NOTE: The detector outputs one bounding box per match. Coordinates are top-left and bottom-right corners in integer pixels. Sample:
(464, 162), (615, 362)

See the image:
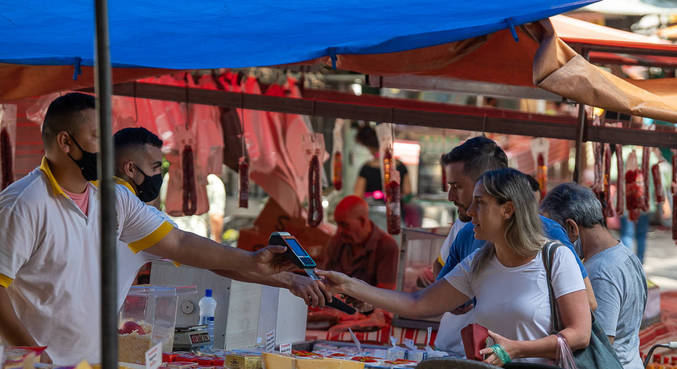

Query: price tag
(279, 343), (292, 355)
(265, 329), (276, 352)
(145, 343), (162, 369)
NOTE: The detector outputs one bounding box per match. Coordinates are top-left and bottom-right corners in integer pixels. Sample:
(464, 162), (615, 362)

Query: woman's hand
(479, 330), (519, 367)
(315, 269), (357, 295)
(288, 273), (332, 307)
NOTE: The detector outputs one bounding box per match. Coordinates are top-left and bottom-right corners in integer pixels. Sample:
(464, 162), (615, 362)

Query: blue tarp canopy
(0, 0), (597, 69)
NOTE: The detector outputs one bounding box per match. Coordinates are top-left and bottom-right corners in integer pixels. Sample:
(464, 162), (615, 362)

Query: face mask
(68, 134), (98, 181)
(573, 238), (584, 259)
(134, 165), (163, 202)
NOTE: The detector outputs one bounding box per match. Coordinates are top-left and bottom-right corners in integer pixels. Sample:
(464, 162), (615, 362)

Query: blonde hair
(472, 168), (545, 275)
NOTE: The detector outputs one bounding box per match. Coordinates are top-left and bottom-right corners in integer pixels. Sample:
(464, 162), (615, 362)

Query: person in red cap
(321, 195), (398, 290)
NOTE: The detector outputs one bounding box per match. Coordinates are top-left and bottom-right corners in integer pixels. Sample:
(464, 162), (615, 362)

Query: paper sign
(145, 342), (162, 369)
(279, 343), (292, 354)
(265, 329), (276, 352)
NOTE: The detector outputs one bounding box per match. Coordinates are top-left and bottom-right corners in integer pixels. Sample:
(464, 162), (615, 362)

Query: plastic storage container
(118, 285), (197, 364)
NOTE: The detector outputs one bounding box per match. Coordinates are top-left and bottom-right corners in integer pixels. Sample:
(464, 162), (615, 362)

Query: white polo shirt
(111, 178), (177, 311)
(112, 178), (181, 311)
(0, 158), (174, 365)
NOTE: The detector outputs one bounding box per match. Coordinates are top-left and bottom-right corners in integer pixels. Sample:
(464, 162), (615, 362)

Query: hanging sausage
(615, 145), (624, 216)
(672, 151), (677, 194)
(441, 154), (448, 193)
(333, 152), (343, 191)
(672, 150), (677, 244)
(625, 150), (644, 223)
(182, 145), (197, 215)
(383, 146), (393, 188)
(592, 141), (604, 204)
(307, 154), (323, 227)
(386, 171), (401, 235)
(1, 128), (13, 190)
(331, 119), (345, 192)
(536, 153), (547, 200)
(652, 163), (665, 206)
(602, 144), (614, 218)
(239, 157), (249, 208)
(641, 147), (650, 211)
(673, 194), (677, 244)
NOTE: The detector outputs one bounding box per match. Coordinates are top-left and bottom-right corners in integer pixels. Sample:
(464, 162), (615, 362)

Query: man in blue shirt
(433, 137), (596, 355)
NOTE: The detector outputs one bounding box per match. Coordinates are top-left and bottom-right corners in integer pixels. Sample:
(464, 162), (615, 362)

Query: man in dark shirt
(322, 195), (399, 289)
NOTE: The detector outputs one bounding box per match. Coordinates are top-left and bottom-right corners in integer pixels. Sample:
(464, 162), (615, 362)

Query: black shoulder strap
(542, 241), (564, 333)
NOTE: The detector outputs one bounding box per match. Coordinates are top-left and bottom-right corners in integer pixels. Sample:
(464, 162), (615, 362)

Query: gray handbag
(541, 241), (624, 369)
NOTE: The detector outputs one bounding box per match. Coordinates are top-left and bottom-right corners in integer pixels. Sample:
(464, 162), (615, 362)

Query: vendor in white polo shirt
(0, 93), (323, 365)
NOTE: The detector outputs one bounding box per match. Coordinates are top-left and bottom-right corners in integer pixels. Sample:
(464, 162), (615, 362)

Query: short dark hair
(114, 127), (163, 151)
(41, 93), (96, 144)
(355, 125), (379, 149)
(441, 136), (508, 180)
(540, 182), (604, 229)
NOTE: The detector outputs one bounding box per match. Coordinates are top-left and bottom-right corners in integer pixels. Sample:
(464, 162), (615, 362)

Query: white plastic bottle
(198, 289), (217, 349)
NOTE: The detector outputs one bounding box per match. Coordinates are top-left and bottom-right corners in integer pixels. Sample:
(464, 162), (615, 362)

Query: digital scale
(268, 232), (356, 314)
(173, 325), (210, 351)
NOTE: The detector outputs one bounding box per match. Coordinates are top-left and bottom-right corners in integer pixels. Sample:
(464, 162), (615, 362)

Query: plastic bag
(555, 334), (577, 369)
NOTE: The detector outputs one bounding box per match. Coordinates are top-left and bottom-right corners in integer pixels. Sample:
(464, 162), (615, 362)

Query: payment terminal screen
(286, 238), (310, 257)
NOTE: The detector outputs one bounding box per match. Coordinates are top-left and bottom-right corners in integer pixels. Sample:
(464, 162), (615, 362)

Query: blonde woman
(319, 168), (591, 366)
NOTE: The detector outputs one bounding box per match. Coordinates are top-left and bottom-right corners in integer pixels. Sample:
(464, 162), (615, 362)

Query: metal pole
(94, 1), (116, 369)
(573, 49), (590, 183)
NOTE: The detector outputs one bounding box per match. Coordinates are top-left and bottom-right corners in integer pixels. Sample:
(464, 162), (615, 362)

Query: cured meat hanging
(625, 150), (644, 222)
(642, 147), (650, 211)
(593, 141), (604, 204)
(1, 128), (13, 190)
(673, 194), (677, 244)
(536, 153), (547, 200)
(385, 171), (401, 235)
(333, 152), (343, 191)
(383, 147), (393, 188)
(616, 144), (624, 216)
(672, 150), (677, 195)
(331, 119), (344, 192)
(652, 163), (665, 206)
(673, 150), (677, 244)
(182, 145), (198, 216)
(239, 157), (249, 208)
(602, 144), (614, 218)
(441, 154), (448, 193)
(307, 154), (323, 227)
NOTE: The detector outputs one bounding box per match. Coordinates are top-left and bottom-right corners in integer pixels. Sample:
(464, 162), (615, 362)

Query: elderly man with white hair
(540, 182), (648, 369)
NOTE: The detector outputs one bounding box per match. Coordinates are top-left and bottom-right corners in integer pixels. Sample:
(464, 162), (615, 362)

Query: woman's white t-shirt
(444, 244), (586, 364)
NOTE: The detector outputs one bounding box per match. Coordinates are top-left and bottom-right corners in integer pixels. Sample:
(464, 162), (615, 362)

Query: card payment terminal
(269, 232), (356, 314)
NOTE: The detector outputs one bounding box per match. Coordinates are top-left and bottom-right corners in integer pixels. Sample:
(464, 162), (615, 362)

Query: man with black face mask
(112, 128), (332, 313)
(113, 127), (164, 203)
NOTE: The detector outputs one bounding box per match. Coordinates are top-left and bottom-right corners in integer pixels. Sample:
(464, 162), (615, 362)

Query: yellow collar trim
(39, 157), (67, 198)
(91, 177), (137, 195)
